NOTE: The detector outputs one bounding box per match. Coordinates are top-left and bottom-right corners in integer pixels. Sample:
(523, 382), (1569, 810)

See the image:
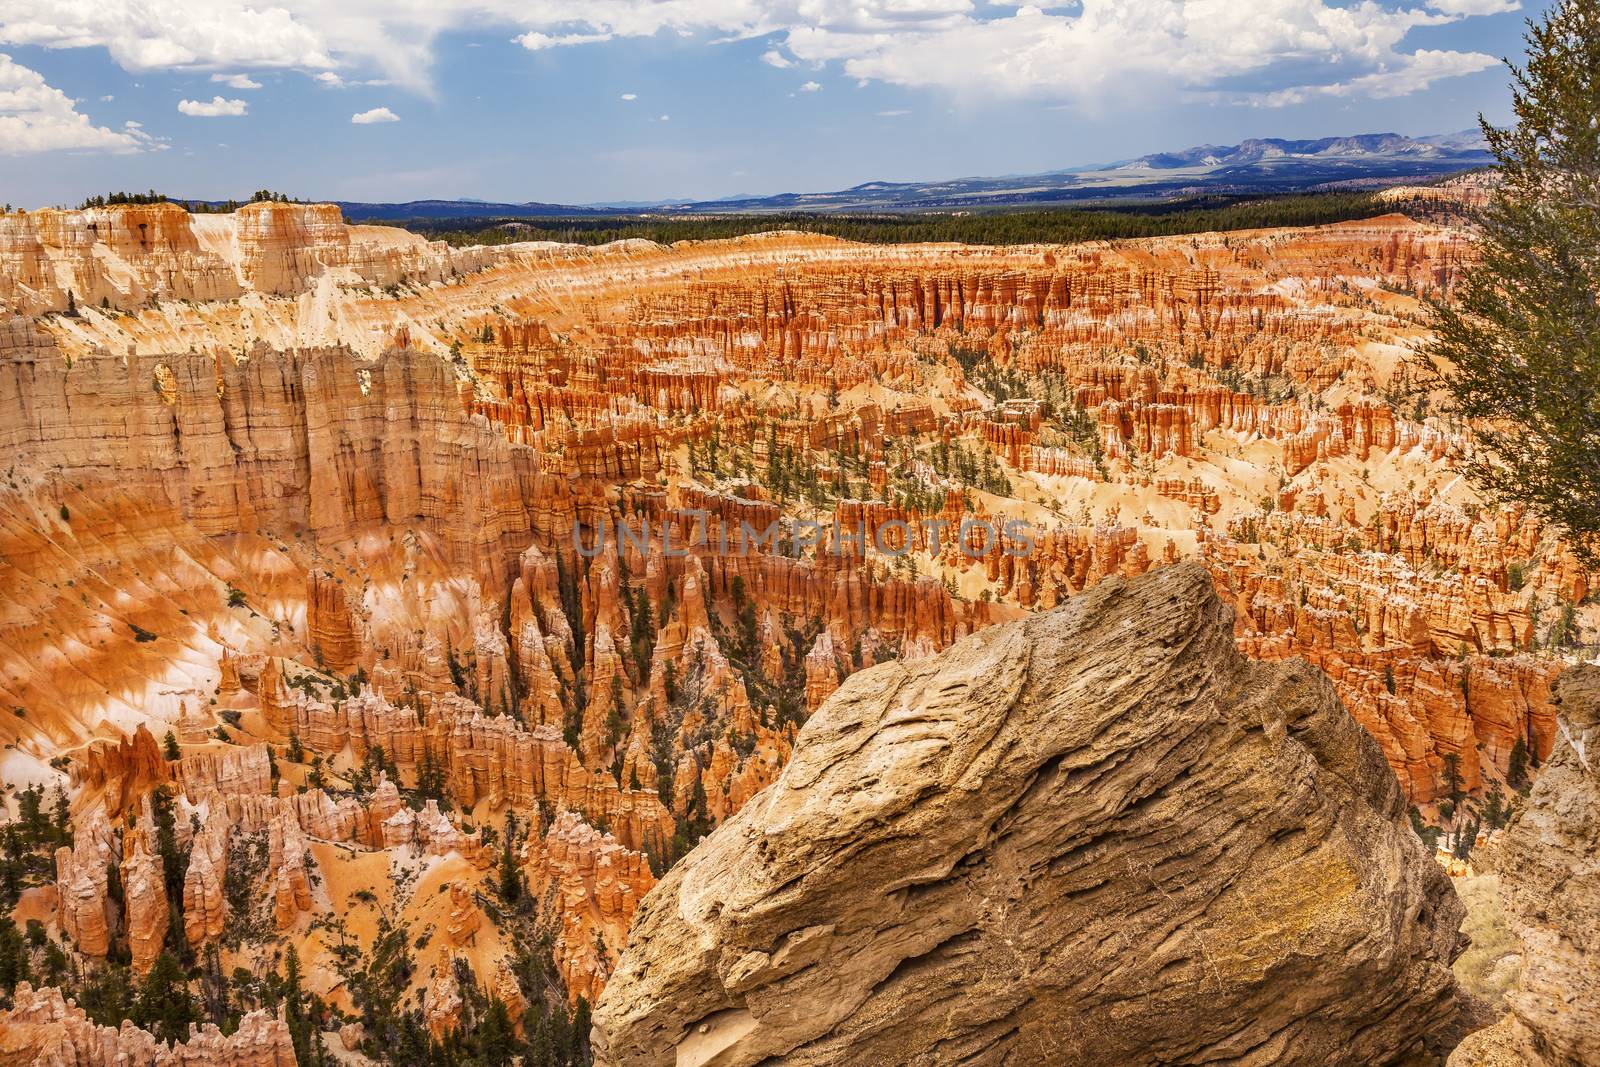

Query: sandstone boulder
(592, 563), (1468, 1067)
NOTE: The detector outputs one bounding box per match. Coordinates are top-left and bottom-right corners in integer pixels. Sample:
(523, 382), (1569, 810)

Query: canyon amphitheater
(0, 196), (1594, 1067)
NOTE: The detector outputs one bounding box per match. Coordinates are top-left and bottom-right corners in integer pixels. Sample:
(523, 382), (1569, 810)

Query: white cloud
(0, 52), (149, 153)
(0, 1), (333, 73)
(876, 108), (910, 117)
(620, 92), (637, 100)
(1216, 48), (1499, 107)
(313, 71), (345, 88)
(212, 72), (262, 89)
(351, 106), (399, 123)
(799, 80), (821, 92)
(99, 93), (113, 101)
(1426, 0), (1518, 13)
(657, 113), (670, 121)
(177, 95), (247, 116)
(796, 0), (1499, 110)
(0, 0), (1511, 106)
(516, 30), (613, 50)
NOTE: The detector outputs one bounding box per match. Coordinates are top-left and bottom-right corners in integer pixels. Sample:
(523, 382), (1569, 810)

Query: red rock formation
(445, 881), (482, 946)
(804, 630), (841, 711)
(522, 811), (656, 1006)
(52, 809), (116, 958)
(182, 810), (230, 948)
(448, 712), (672, 854)
(122, 833), (168, 976)
(424, 964), (463, 1040)
(268, 808), (314, 930)
(0, 983), (296, 1067)
(176, 743), (274, 801)
(72, 724), (170, 815)
(306, 569), (363, 674)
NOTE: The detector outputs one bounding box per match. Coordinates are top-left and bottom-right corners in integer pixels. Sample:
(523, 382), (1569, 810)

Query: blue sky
(0, 1), (1542, 209)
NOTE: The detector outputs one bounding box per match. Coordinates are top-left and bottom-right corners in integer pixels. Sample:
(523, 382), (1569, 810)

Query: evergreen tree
(51, 787), (70, 843)
(478, 997), (517, 1066)
(1408, 807), (1441, 854)
(415, 744), (446, 805)
(0, 919), (30, 1005)
(132, 951), (199, 1043)
(18, 786), (46, 842)
(282, 945), (315, 1065)
(1484, 783), (1508, 830)
(569, 997), (592, 1063)
(630, 593), (655, 679)
(730, 575), (757, 662)
(199, 943), (232, 1028)
(74, 960), (135, 1025)
(498, 815), (522, 903)
(1508, 736), (1530, 791)
(1420, 0), (1600, 560)
(149, 790), (190, 960)
(1441, 753), (1464, 807)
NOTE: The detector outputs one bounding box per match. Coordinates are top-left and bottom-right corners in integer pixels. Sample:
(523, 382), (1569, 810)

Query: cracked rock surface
(592, 561), (1467, 1066)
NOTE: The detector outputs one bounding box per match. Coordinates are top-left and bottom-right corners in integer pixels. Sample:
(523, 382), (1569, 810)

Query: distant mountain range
(334, 198), (617, 221)
(328, 131), (1491, 221)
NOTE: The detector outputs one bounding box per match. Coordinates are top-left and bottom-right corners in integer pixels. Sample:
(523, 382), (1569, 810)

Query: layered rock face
(592, 563), (1468, 1067)
(1452, 667), (1600, 1067)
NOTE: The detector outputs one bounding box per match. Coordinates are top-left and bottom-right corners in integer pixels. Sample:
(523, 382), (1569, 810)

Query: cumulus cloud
(212, 72), (261, 89)
(0, 0), (1509, 106)
(620, 92), (637, 100)
(799, 80), (821, 91)
(0, 1), (333, 73)
(177, 95), (247, 116)
(0, 52), (149, 152)
(313, 71), (345, 88)
(765, 0), (1501, 109)
(351, 106), (399, 123)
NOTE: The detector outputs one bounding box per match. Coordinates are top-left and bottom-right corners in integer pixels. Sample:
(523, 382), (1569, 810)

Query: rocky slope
(592, 563), (1469, 1066)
